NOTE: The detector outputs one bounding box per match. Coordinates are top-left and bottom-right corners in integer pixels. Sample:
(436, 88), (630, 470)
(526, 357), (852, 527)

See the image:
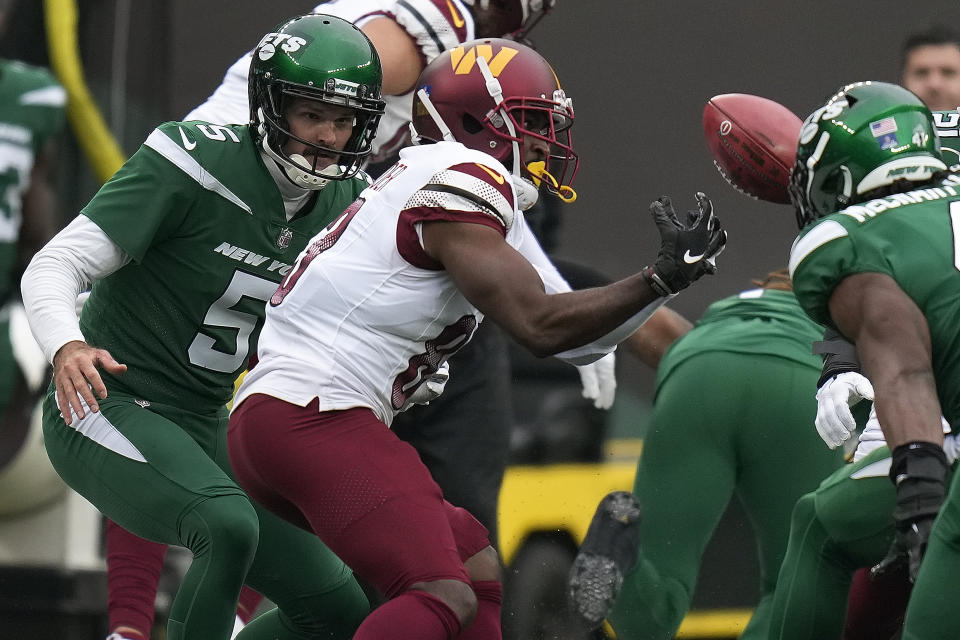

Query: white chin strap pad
(513, 175), (540, 211)
(287, 155), (341, 190)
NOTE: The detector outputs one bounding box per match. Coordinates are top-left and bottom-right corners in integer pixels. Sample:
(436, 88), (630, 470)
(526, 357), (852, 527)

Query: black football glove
(644, 192), (727, 296)
(871, 441), (948, 583)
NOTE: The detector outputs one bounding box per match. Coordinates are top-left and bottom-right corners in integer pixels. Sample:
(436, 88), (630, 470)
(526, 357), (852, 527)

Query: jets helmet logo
(256, 32), (308, 61)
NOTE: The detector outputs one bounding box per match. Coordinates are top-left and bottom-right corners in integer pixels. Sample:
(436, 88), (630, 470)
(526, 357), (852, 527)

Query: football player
(187, 0), (557, 175)
(184, 0), (633, 546)
(225, 38), (725, 640)
(0, 0), (66, 511)
(784, 81), (960, 639)
(758, 102), (960, 640)
(22, 15), (387, 640)
(567, 270), (846, 640)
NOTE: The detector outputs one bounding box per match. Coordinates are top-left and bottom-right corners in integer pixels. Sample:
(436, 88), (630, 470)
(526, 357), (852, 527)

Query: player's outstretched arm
(421, 192), (726, 359)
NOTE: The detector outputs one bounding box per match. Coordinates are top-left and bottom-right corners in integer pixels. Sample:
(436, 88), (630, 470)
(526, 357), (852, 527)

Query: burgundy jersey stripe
(397, 205), (507, 269)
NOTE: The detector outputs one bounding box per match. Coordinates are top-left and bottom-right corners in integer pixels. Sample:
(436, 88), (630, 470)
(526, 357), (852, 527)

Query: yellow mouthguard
(526, 161), (577, 203)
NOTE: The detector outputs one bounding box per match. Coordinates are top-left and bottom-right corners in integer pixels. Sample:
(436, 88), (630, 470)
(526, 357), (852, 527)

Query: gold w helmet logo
(449, 45), (519, 76)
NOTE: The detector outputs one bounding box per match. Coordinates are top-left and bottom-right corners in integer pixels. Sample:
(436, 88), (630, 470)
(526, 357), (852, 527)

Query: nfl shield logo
(277, 227), (293, 250)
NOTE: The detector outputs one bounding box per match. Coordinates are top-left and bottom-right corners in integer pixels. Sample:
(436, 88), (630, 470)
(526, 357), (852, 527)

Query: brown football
(703, 93), (802, 204)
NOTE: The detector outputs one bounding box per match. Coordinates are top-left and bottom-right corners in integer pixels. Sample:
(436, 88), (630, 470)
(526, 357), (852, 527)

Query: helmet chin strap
(412, 88), (456, 142)
(474, 56), (542, 210)
(257, 107), (339, 191)
(286, 154), (342, 189)
(475, 58), (522, 181)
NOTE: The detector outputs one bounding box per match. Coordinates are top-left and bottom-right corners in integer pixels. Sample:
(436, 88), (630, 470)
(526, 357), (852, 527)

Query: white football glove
(852, 405), (885, 463)
(403, 362), (450, 410)
(577, 353), (617, 410)
(942, 432), (960, 465)
(815, 372), (875, 449)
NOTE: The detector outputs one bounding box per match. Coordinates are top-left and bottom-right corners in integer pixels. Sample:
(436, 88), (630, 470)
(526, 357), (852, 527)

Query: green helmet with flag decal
(249, 14), (385, 189)
(789, 81), (947, 229)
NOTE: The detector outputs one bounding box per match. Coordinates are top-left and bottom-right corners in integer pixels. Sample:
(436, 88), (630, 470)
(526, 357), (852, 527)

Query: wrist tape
(890, 441), (948, 525)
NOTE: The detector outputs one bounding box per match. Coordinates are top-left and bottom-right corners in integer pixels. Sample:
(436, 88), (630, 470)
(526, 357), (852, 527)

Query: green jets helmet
(249, 14), (385, 189)
(789, 81), (947, 229)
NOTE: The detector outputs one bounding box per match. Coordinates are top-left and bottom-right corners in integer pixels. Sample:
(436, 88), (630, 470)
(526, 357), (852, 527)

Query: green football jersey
(80, 120), (369, 411)
(935, 109), (960, 168)
(656, 288), (823, 390)
(0, 59), (65, 303)
(790, 171), (960, 425)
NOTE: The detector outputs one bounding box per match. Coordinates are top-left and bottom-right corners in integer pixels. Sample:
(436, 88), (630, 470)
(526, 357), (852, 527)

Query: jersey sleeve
(317, 0), (470, 65)
(22, 69), (66, 149)
(396, 161), (517, 268)
(788, 218), (860, 328)
(80, 125), (193, 262)
(512, 215), (573, 294)
(935, 110), (960, 168)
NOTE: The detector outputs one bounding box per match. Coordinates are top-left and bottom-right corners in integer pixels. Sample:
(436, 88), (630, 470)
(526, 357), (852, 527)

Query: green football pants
(767, 446), (897, 639)
(42, 388), (368, 640)
(609, 351), (844, 640)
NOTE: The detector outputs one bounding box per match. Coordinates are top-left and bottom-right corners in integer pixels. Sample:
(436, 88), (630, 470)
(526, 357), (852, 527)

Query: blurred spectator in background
(901, 24), (960, 110)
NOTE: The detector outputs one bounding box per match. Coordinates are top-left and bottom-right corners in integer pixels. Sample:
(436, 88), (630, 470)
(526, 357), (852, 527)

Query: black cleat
(567, 491), (641, 630)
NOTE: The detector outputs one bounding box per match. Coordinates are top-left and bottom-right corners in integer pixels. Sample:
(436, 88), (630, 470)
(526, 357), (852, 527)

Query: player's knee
(789, 491), (818, 532)
(192, 493), (260, 560)
(276, 576), (370, 637)
(464, 545), (501, 582)
(415, 579), (478, 627)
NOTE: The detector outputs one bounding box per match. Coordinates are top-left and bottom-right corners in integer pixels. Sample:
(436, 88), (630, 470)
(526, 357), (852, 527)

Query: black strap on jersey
(423, 183), (508, 229)
(812, 327), (861, 388)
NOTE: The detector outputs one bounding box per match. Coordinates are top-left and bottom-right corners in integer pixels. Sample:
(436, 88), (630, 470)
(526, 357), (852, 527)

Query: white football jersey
(234, 141), (523, 425)
(184, 0), (474, 165)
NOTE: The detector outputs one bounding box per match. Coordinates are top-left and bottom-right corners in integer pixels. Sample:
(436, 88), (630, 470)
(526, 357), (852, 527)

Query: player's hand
(871, 442), (948, 583)
(577, 353), (617, 410)
(871, 515), (937, 584)
(404, 361), (450, 409)
(646, 192), (727, 296)
(815, 372), (875, 448)
(52, 340), (127, 425)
